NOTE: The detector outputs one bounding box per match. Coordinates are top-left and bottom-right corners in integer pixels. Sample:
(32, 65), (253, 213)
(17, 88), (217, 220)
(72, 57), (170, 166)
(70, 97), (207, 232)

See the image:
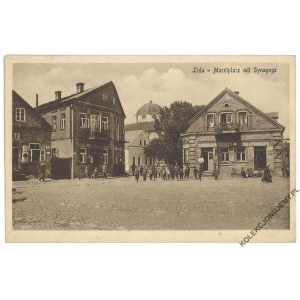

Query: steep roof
(12, 90), (52, 131)
(125, 130), (143, 146)
(187, 88), (285, 130)
(35, 81), (126, 117)
(136, 101), (163, 116)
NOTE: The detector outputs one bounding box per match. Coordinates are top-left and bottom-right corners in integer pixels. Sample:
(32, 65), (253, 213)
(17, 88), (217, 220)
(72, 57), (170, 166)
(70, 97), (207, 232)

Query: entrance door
(201, 148), (214, 171)
(90, 149), (100, 168)
(254, 146), (266, 170)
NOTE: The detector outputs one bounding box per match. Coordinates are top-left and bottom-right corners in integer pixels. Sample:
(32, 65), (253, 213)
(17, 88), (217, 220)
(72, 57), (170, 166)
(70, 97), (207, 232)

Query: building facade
(183, 88), (286, 176)
(12, 90), (52, 179)
(36, 82), (126, 179)
(124, 130), (151, 173)
(124, 101), (163, 173)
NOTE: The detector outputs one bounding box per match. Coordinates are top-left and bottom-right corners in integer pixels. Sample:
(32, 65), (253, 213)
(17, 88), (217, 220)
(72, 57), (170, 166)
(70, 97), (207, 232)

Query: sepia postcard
(5, 55), (296, 243)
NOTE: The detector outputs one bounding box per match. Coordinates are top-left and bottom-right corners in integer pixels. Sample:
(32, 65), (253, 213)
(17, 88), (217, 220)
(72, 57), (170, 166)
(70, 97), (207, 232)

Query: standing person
(193, 167), (198, 179)
(262, 163), (272, 183)
(213, 163), (219, 180)
(198, 155), (204, 181)
(142, 167), (147, 182)
(183, 165), (187, 179)
(134, 167), (140, 182)
(179, 167), (184, 180)
(131, 164), (135, 176)
(198, 164), (204, 181)
(174, 164), (179, 181)
(102, 164), (107, 179)
(186, 165), (190, 178)
(139, 165), (143, 177)
(38, 161), (46, 182)
(153, 167), (158, 181)
(241, 167), (246, 178)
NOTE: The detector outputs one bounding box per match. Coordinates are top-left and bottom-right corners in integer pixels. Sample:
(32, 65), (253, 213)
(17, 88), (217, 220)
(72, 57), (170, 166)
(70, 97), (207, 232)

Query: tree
(145, 101), (204, 165)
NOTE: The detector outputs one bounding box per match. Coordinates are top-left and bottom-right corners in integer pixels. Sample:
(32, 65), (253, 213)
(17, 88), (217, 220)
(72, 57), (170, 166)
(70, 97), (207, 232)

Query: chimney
(55, 91), (62, 100)
(76, 82), (84, 93)
(234, 91), (239, 95)
(36, 94), (39, 107)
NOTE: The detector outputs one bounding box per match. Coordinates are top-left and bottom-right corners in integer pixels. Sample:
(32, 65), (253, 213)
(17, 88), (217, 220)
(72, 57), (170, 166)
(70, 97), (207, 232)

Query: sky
(13, 62), (290, 137)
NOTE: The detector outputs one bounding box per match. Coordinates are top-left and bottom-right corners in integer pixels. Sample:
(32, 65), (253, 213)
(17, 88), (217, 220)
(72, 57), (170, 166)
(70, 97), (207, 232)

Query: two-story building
(35, 81), (126, 179)
(12, 90), (52, 179)
(182, 88), (285, 176)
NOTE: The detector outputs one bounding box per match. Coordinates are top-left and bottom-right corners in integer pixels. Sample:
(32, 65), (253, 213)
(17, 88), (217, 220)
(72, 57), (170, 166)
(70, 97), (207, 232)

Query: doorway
(254, 146), (266, 170)
(201, 148), (214, 171)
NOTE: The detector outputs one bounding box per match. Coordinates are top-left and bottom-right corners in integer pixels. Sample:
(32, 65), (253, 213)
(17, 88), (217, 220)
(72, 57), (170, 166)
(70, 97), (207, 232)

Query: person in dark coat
(262, 163), (272, 183)
(131, 164), (136, 176)
(179, 167), (184, 180)
(134, 167), (140, 182)
(142, 167), (147, 182)
(39, 162), (46, 182)
(194, 167), (198, 179)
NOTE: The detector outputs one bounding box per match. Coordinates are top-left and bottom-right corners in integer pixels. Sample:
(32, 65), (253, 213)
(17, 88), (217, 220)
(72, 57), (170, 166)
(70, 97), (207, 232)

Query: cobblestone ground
(12, 176), (290, 230)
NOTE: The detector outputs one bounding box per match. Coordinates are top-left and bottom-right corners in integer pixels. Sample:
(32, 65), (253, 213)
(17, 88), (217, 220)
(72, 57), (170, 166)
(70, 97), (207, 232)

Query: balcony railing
(215, 123), (240, 133)
(89, 128), (110, 139)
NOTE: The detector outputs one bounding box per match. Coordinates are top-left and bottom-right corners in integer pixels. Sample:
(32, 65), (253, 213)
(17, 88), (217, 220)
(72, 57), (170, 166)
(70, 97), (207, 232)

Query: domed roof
(135, 101), (163, 116)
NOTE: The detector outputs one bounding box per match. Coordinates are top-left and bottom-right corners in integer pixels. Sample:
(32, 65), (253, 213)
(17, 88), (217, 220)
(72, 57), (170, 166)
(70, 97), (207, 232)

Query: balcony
(89, 128), (110, 140)
(215, 123), (240, 134)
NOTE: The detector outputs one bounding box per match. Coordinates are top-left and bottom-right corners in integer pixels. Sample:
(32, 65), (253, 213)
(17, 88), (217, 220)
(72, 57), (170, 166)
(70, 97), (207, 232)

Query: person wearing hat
(262, 163), (272, 183)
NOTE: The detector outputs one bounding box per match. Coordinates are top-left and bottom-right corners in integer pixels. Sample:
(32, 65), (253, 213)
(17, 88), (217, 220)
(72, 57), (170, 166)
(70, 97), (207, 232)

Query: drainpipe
(71, 104), (74, 179)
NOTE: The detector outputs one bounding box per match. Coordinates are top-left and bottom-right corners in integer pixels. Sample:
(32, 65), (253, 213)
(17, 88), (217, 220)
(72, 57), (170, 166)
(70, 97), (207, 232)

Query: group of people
(132, 164), (193, 182)
(91, 165), (107, 179)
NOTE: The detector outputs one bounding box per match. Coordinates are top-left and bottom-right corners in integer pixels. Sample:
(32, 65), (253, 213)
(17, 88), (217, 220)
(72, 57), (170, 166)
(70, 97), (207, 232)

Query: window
(101, 116), (109, 131)
(236, 147), (246, 161)
(91, 114), (100, 129)
(220, 148), (229, 162)
(51, 148), (59, 158)
(80, 113), (89, 128)
(16, 108), (26, 122)
(152, 114), (157, 119)
(133, 156), (136, 165)
(220, 113), (232, 124)
(142, 114), (146, 119)
(238, 112), (248, 125)
(79, 148), (87, 163)
(40, 150), (45, 161)
(29, 143), (41, 162)
(206, 114), (215, 128)
(138, 156), (140, 166)
(52, 115), (57, 130)
(140, 140), (142, 146)
(145, 157), (148, 165)
(113, 96), (116, 105)
(144, 140), (146, 146)
(60, 113), (66, 129)
(103, 149), (108, 164)
(184, 148), (189, 163)
(103, 93), (108, 101)
(115, 117), (120, 141)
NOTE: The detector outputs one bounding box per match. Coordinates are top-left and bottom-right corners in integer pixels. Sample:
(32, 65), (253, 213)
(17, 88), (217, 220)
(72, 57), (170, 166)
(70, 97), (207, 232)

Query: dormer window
(223, 102), (230, 107)
(220, 112), (232, 124)
(206, 113), (215, 128)
(237, 111), (248, 125)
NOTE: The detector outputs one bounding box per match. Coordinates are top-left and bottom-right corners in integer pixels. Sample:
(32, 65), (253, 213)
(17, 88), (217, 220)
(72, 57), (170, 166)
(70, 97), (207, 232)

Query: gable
(12, 90), (52, 131)
(126, 130), (149, 147)
(187, 88), (284, 133)
(78, 82), (126, 118)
